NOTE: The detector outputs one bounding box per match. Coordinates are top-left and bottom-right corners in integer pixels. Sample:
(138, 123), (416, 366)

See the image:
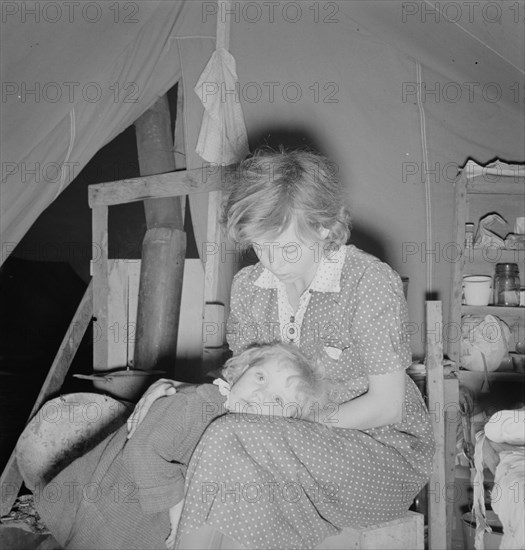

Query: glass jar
(494, 263), (520, 306)
(465, 223), (475, 249)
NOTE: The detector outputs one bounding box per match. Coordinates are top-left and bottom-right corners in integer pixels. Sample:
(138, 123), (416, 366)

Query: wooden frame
(447, 168), (525, 549)
(89, 165), (234, 372)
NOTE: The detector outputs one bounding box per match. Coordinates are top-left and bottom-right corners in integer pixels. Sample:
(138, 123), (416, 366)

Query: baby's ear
(318, 227), (330, 240)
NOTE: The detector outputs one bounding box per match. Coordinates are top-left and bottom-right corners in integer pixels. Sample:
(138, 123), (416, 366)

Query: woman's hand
(126, 378), (180, 439)
(316, 371), (406, 430)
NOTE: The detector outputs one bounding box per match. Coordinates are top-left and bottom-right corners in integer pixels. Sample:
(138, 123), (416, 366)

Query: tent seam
(53, 109), (76, 202)
(415, 62), (433, 295)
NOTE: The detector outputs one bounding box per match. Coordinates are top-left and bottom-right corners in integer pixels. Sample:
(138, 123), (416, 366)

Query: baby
(165, 342), (328, 547)
(31, 343), (326, 550)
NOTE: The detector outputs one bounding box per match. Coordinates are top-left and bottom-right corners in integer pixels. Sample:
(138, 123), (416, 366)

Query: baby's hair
(221, 342), (328, 418)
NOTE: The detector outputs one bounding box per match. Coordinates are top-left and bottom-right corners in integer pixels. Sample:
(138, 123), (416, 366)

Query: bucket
(462, 512), (503, 550)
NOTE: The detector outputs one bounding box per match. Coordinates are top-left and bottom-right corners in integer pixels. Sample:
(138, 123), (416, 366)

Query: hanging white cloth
(194, 0), (249, 165)
(194, 47), (249, 164)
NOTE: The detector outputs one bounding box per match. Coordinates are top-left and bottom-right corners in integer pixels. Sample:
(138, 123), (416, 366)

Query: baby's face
(227, 360), (302, 417)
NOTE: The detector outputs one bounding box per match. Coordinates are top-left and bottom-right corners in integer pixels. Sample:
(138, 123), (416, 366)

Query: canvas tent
(1, 0), (524, 361)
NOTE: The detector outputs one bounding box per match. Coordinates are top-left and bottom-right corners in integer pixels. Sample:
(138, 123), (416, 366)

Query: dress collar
(254, 245), (346, 293)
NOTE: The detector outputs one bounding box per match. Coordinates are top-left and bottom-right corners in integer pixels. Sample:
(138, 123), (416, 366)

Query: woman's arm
(318, 370), (406, 429)
(316, 262), (410, 431)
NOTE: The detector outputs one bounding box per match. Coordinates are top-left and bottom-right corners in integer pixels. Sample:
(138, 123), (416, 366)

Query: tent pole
(132, 94), (186, 381)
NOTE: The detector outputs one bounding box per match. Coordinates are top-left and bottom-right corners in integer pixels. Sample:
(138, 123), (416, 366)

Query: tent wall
(221, 0), (524, 356)
(0, 0), (215, 260)
(2, 1), (524, 360)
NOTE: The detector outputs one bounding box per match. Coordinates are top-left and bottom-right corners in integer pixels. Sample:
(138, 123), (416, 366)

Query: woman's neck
(285, 268), (318, 311)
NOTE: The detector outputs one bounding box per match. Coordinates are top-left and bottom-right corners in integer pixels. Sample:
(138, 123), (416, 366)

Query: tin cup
(463, 275), (492, 306)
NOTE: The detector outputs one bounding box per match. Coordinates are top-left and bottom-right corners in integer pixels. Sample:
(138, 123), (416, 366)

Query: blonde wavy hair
(221, 343), (328, 419)
(221, 147), (351, 250)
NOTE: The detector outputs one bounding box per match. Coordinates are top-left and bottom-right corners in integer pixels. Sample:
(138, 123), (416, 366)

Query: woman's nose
(265, 247), (283, 266)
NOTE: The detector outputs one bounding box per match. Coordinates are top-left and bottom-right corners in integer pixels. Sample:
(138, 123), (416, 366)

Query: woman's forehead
(252, 222), (313, 246)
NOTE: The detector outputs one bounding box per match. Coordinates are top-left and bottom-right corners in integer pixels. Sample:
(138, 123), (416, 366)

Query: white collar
(254, 245), (346, 293)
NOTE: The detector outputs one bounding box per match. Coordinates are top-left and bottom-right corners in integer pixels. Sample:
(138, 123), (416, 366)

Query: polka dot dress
(175, 245), (435, 549)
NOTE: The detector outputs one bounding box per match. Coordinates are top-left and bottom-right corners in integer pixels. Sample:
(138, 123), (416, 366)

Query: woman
(131, 148), (435, 549)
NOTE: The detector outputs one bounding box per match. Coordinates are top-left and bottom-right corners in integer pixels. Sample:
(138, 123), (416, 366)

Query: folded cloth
(491, 450), (525, 549)
(484, 409), (525, 445)
(194, 47), (249, 165)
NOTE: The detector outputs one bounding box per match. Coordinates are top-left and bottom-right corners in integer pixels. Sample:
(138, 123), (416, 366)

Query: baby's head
(221, 342), (325, 419)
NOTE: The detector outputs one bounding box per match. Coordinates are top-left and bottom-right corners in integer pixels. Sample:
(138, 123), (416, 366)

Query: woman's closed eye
(255, 371), (266, 383)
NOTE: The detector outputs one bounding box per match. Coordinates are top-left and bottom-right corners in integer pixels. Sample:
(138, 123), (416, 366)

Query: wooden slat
(316, 512), (424, 550)
(449, 178), (467, 365)
(88, 165), (236, 207)
(202, 189), (228, 374)
(0, 281), (93, 517)
(444, 376), (459, 547)
(92, 205), (109, 371)
(425, 300), (447, 550)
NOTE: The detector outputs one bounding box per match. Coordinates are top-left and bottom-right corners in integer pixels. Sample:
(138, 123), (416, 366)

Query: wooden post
(425, 301), (447, 550)
(133, 94), (186, 378)
(92, 205), (109, 370)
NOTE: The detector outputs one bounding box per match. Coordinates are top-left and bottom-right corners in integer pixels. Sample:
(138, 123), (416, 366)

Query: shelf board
(456, 369), (524, 381)
(467, 247), (525, 261)
(467, 182), (525, 195)
(461, 305), (525, 315)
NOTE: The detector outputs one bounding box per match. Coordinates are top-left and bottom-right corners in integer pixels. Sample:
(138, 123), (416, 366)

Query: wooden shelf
(466, 182), (525, 195)
(465, 246), (525, 263)
(461, 305), (525, 315)
(447, 168), (525, 550)
(460, 306), (525, 353)
(456, 369), (524, 381)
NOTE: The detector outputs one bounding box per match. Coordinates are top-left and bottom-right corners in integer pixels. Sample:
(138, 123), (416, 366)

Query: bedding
(471, 409), (525, 550)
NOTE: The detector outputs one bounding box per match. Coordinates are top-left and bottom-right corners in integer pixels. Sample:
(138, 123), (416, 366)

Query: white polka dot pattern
(176, 245), (435, 549)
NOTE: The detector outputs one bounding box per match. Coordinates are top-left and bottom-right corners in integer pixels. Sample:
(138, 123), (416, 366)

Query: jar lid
(495, 262), (520, 272)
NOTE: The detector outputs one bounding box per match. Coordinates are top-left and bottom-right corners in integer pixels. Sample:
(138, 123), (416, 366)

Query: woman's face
(251, 223), (327, 285)
(227, 361), (301, 417)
